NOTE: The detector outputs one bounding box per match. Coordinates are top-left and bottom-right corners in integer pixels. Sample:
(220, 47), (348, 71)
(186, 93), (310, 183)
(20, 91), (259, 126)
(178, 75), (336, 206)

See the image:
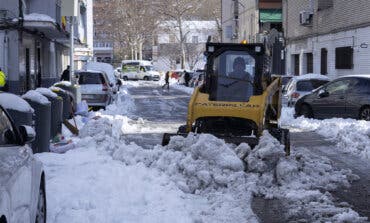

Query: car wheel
(36, 182), (46, 223)
(300, 104), (313, 118)
(123, 76), (128, 81)
(359, 106), (370, 121)
(143, 76), (149, 81)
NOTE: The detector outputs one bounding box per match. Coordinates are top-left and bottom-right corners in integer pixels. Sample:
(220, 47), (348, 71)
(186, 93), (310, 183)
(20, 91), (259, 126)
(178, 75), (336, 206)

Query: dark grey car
(295, 75), (370, 120)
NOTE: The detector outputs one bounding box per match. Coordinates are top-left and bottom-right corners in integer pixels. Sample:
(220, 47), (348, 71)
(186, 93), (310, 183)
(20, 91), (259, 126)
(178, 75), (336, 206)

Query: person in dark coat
(60, 65), (70, 81)
(162, 71), (170, 90)
(184, 71), (191, 87)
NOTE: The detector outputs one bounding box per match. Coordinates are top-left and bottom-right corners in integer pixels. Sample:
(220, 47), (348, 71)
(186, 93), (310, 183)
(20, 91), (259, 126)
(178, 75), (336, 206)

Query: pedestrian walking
(162, 71), (170, 90)
(184, 71), (190, 87)
(60, 65), (70, 81)
(0, 67), (8, 92)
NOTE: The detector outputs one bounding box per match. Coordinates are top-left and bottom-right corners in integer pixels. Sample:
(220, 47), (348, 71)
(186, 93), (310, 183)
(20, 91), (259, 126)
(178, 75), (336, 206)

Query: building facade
(152, 20), (218, 71)
(0, 0), (93, 95)
(221, 0), (282, 43)
(284, 0), (370, 78)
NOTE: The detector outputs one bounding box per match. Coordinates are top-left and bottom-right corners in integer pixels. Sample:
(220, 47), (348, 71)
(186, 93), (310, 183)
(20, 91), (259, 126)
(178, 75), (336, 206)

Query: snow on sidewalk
(281, 107), (370, 160)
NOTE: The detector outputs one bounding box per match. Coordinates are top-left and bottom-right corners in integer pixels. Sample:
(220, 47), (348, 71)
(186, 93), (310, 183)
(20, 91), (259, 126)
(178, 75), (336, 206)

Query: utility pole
(69, 16), (75, 83)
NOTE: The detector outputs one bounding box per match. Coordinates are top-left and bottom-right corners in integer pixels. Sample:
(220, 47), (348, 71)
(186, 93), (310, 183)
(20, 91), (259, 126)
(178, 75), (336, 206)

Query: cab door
(0, 107), (33, 222)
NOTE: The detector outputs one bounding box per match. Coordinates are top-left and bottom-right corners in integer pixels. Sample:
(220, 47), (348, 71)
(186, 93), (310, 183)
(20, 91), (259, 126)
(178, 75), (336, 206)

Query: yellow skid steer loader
(162, 42), (290, 155)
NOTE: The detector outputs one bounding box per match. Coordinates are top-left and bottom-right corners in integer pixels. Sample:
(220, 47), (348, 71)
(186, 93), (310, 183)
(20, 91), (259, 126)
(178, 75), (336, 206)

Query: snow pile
(107, 123), (363, 222)
(0, 92), (34, 113)
(36, 87), (58, 98)
(22, 90), (50, 105)
(102, 86), (136, 116)
(281, 107), (370, 160)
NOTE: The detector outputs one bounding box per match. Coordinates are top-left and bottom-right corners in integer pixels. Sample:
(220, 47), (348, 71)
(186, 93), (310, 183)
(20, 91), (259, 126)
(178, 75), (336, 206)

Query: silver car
(283, 74), (330, 107)
(0, 105), (46, 223)
(77, 70), (114, 108)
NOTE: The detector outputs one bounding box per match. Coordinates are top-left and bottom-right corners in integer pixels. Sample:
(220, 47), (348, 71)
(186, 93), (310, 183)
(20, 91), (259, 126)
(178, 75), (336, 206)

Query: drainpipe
(233, 0), (239, 43)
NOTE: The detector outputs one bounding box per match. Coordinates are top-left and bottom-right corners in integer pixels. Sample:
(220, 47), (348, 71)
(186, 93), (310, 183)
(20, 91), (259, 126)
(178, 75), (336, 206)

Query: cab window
(212, 51), (256, 102)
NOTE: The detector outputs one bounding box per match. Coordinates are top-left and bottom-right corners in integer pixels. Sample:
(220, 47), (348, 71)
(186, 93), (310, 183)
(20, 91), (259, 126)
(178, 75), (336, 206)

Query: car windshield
(144, 66), (154, 71)
(296, 79), (329, 91)
(282, 76), (292, 85)
(213, 50), (256, 102)
(78, 72), (105, 85)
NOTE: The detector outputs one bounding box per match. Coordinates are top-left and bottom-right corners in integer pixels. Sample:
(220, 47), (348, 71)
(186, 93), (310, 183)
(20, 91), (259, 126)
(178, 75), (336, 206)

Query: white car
(121, 60), (160, 81)
(283, 74), (330, 107)
(83, 62), (122, 93)
(76, 70), (114, 108)
(0, 105), (46, 223)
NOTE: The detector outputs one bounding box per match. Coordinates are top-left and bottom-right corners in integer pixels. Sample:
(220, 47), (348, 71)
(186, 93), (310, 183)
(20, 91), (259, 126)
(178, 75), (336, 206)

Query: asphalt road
(122, 82), (370, 222)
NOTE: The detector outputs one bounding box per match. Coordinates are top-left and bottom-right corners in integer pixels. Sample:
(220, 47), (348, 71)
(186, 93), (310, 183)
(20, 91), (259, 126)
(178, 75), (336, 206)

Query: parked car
(283, 74), (330, 107)
(281, 75), (293, 90)
(83, 62), (122, 93)
(0, 105), (46, 223)
(295, 75), (370, 120)
(76, 70), (113, 108)
(190, 70), (205, 87)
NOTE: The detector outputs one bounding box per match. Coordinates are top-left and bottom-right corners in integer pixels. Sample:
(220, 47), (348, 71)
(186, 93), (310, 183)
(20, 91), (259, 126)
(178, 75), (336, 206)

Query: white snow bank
(22, 90), (50, 105)
(102, 86), (136, 116)
(0, 92), (34, 113)
(24, 13), (56, 23)
(281, 107), (370, 160)
(36, 87), (58, 98)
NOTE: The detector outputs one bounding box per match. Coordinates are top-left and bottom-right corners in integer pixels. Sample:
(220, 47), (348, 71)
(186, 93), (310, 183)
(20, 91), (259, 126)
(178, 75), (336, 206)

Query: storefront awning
(259, 9), (282, 23)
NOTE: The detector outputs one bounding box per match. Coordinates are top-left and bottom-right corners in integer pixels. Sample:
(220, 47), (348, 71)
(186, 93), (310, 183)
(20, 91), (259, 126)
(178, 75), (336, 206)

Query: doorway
(321, 48), (328, 75)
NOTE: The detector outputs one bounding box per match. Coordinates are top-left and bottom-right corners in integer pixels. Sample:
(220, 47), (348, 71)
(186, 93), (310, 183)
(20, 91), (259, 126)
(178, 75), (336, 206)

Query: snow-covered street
(36, 81), (369, 223)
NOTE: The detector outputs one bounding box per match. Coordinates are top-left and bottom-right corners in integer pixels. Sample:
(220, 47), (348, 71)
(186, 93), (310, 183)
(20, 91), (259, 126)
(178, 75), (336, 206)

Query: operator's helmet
(233, 57), (246, 70)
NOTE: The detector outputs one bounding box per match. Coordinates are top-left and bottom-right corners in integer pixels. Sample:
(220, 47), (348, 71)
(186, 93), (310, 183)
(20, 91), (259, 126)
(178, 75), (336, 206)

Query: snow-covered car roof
(83, 62), (116, 84)
(338, 74), (370, 79)
(292, 74), (331, 81)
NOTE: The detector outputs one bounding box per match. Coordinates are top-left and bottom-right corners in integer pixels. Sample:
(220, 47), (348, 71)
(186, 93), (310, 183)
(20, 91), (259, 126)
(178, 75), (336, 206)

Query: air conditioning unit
(299, 11), (313, 26)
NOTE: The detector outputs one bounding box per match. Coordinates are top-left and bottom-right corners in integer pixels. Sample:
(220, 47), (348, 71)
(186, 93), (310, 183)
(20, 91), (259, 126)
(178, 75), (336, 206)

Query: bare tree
(153, 0), (205, 69)
(95, 0), (159, 61)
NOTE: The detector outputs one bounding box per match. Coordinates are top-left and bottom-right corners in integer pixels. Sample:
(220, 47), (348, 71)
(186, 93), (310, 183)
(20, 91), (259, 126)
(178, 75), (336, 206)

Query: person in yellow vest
(0, 67), (7, 91)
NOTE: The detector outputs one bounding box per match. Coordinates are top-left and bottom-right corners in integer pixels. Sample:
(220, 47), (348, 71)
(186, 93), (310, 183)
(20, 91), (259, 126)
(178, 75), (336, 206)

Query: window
(321, 48), (328, 75)
(293, 54), (300, 75)
(318, 0), (333, 10)
(212, 50), (256, 102)
(169, 34), (176, 43)
(352, 78), (370, 94)
(335, 47), (353, 69)
(78, 72), (105, 85)
(192, 36), (199, 44)
(306, 53), (313, 73)
(326, 79), (352, 95)
(296, 79), (329, 91)
(0, 108), (15, 146)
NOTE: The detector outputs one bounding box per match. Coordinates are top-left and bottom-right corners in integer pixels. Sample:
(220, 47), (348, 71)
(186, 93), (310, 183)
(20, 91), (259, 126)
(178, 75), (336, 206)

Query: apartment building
(284, 0), (370, 78)
(0, 0), (93, 94)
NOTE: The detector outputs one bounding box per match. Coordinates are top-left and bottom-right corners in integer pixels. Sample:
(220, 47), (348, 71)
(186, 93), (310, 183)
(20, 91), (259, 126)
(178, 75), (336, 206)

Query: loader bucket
(162, 132), (259, 148)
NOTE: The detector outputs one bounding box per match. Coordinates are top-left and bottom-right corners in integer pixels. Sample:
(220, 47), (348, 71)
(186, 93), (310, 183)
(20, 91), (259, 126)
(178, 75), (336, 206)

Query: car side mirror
(19, 125), (35, 144)
(318, 89), (329, 98)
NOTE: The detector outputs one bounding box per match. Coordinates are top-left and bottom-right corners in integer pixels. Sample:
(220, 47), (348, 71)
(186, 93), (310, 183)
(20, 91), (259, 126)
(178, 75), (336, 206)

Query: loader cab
(204, 43), (266, 102)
